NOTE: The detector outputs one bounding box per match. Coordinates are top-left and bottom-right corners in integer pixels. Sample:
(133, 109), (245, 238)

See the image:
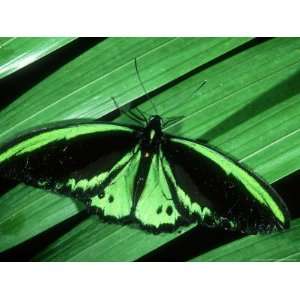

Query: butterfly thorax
(140, 115), (163, 156)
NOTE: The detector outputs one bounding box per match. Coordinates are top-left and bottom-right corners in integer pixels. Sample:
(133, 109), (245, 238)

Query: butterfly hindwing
(160, 152), (214, 224)
(134, 152), (185, 231)
(89, 147), (141, 220)
(162, 137), (290, 233)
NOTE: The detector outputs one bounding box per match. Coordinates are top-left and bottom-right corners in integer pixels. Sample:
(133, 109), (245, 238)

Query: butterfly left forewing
(0, 122), (138, 209)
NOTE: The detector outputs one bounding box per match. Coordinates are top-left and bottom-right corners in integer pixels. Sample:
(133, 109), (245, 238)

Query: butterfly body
(139, 115), (163, 153)
(0, 116), (290, 233)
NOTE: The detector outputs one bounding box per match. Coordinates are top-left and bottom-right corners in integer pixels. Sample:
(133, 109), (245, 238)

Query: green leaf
(191, 218), (300, 262)
(0, 185), (84, 253)
(34, 217), (195, 262)
(0, 37), (299, 261)
(0, 37), (74, 79)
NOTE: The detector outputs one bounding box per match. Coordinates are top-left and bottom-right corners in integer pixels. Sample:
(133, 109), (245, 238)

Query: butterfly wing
(0, 122), (141, 220)
(161, 137), (290, 233)
(134, 152), (188, 232)
(89, 147), (141, 220)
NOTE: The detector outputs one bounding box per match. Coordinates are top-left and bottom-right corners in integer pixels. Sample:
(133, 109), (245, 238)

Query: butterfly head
(148, 115), (163, 128)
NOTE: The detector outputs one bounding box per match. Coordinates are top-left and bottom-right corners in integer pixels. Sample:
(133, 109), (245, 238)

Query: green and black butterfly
(0, 112), (290, 233)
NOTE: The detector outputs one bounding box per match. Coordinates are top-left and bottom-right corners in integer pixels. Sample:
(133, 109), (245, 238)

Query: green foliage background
(0, 37), (299, 261)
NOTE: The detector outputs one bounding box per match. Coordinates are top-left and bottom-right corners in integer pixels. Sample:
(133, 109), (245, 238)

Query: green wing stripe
(171, 138), (286, 224)
(0, 124), (132, 164)
(66, 147), (136, 193)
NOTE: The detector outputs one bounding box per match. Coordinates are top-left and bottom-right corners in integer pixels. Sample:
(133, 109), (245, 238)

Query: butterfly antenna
(163, 80), (207, 128)
(134, 58), (159, 116)
(111, 97), (146, 125)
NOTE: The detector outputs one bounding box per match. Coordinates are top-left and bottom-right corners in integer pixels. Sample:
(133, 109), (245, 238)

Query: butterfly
(0, 112), (290, 234)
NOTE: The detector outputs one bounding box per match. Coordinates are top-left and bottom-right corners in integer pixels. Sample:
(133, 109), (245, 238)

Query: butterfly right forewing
(161, 136), (290, 233)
